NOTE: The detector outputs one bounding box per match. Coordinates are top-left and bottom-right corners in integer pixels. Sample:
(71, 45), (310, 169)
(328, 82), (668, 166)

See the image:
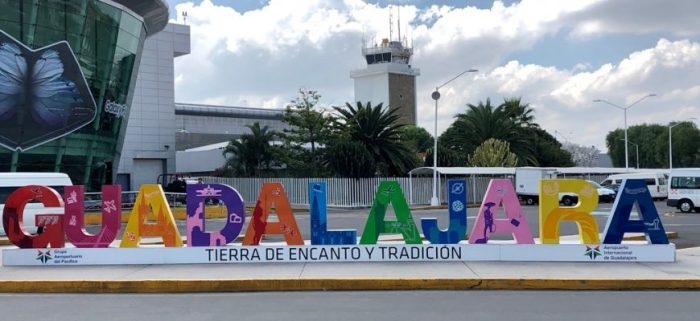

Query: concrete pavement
(0, 245), (700, 292)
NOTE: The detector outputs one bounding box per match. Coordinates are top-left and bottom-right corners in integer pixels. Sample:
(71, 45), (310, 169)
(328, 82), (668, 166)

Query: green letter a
(360, 181), (421, 244)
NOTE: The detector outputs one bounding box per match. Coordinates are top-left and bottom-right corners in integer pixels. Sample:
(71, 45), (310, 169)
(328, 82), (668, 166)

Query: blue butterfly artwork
(0, 29), (96, 151)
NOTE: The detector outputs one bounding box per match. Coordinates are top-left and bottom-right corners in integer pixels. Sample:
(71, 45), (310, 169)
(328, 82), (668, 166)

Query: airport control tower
(350, 8), (420, 125)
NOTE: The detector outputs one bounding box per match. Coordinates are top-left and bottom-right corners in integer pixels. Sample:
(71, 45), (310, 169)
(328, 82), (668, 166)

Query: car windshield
(587, 180), (603, 188)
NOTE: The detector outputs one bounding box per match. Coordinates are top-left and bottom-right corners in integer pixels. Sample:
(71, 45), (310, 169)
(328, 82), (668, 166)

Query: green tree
(530, 128), (574, 167)
(323, 140), (376, 178)
(281, 89), (331, 176)
(606, 122), (700, 168)
(468, 138), (519, 167)
(501, 97), (538, 128)
(327, 102), (418, 177)
(398, 124), (433, 154)
(222, 122), (278, 176)
(667, 122), (700, 167)
(442, 99), (536, 165)
(424, 141), (467, 167)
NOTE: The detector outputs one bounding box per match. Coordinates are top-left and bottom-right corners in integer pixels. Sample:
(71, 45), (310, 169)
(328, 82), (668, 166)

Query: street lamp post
(633, 142), (639, 169)
(430, 69), (478, 206)
(593, 94), (656, 171)
(669, 117), (697, 169)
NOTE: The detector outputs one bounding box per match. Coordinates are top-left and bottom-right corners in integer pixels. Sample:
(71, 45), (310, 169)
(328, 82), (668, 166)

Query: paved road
(2, 291), (698, 321)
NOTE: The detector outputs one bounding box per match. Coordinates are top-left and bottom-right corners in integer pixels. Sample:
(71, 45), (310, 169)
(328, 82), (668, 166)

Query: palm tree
(328, 102), (418, 176)
(500, 97), (538, 128)
(447, 99), (537, 166)
(222, 122), (277, 176)
(323, 140), (377, 178)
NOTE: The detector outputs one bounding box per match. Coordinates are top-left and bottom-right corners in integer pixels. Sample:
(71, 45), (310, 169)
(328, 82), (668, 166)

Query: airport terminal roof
(175, 103), (285, 120)
(114, 0), (169, 35)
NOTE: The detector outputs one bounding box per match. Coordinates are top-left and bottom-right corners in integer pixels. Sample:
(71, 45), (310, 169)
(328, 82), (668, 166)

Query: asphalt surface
(143, 200), (700, 248)
(1, 291), (698, 321)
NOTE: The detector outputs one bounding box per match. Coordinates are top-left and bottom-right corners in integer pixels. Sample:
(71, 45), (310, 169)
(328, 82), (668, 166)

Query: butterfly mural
(0, 29), (96, 151)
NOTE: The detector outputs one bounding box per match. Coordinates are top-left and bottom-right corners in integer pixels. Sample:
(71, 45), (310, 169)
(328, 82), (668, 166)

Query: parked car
(600, 172), (668, 200)
(559, 180), (616, 206)
(667, 168), (700, 213)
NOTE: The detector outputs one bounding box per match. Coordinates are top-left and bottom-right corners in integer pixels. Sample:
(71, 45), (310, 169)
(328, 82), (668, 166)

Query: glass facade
(0, 0), (149, 190)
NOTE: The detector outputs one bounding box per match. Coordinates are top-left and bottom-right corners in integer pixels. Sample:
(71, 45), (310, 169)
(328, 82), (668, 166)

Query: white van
(0, 172), (72, 235)
(600, 172), (668, 200)
(667, 168), (700, 213)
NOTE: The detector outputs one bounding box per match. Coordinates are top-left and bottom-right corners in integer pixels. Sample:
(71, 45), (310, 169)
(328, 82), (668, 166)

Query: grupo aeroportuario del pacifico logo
(1, 177), (675, 266)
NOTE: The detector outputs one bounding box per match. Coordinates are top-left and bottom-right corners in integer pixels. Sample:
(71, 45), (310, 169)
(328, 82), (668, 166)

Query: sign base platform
(2, 243), (676, 266)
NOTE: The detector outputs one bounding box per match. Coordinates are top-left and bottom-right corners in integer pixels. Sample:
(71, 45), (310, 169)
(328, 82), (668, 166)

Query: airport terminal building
(0, 1), (422, 191)
(0, 0), (168, 191)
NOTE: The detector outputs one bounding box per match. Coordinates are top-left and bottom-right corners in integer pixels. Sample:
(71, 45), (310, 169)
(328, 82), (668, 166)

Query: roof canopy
(409, 167), (669, 176)
(409, 167), (516, 176)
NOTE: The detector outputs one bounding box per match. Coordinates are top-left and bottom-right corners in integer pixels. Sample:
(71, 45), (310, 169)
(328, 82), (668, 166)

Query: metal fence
(198, 176), (502, 207)
(85, 175), (606, 211)
(84, 191), (187, 210)
(82, 174), (610, 210)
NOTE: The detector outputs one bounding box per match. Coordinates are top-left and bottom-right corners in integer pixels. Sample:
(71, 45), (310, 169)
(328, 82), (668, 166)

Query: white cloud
(569, 0), (700, 38)
(170, 0), (700, 152)
(426, 39), (700, 151)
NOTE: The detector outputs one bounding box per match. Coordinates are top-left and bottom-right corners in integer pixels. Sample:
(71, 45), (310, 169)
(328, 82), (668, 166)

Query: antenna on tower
(389, 5), (393, 41)
(182, 11), (188, 25)
(397, 4), (401, 43)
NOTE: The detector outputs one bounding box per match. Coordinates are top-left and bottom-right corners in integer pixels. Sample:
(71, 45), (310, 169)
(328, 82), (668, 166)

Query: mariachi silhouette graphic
(0, 29), (96, 151)
(475, 202), (497, 244)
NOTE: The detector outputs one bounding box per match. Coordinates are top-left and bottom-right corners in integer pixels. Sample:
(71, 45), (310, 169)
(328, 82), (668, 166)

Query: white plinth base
(2, 243), (676, 266)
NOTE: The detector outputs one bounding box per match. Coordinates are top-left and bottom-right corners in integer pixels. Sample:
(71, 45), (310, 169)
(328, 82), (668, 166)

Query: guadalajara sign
(1, 178), (675, 266)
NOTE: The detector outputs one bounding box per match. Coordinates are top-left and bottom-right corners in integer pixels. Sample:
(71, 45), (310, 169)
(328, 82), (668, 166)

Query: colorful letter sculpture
(2, 185), (65, 248)
(421, 179), (468, 244)
(309, 182), (356, 245)
(243, 183), (304, 245)
(360, 181), (421, 244)
(468, 179), (535, 244)
(603, 179), (669, 244)
(186, 184), (246, 247)
(64, 185), (121, 248)
(539, 179), (600, 244)
(120, 184), (182, 247)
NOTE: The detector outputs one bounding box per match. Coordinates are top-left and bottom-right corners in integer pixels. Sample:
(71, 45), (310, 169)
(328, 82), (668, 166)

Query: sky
(164, 0), (700, 152)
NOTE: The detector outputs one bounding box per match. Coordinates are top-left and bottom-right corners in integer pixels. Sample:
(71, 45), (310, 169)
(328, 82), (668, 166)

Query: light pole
(554, 130), (572, 143)
(620, 139), (639, 168)
(593, 94), (656, 171)
(430, 69), (478, 206)
(669, 117), (697, 169)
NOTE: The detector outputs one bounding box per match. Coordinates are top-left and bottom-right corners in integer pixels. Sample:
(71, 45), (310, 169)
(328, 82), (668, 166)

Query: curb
(1, 278), (700, 293)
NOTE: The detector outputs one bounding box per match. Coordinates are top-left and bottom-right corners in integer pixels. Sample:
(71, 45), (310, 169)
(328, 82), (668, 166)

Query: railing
(198, 176), (500, 208)
(78, 175), (610, 211)
(84, 191), (187, 211)
(3, 174), (622, 218)
(88, 178), (449, 210)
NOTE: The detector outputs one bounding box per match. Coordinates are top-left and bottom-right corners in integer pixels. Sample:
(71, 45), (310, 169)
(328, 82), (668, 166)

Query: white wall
(118, 23), (190, 190)
(352, 72), (389, 108)
(350, 63), (420, 110)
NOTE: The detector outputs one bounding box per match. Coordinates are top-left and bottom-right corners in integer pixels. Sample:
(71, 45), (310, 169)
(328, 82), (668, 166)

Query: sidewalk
(0, 245), (699, 293)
